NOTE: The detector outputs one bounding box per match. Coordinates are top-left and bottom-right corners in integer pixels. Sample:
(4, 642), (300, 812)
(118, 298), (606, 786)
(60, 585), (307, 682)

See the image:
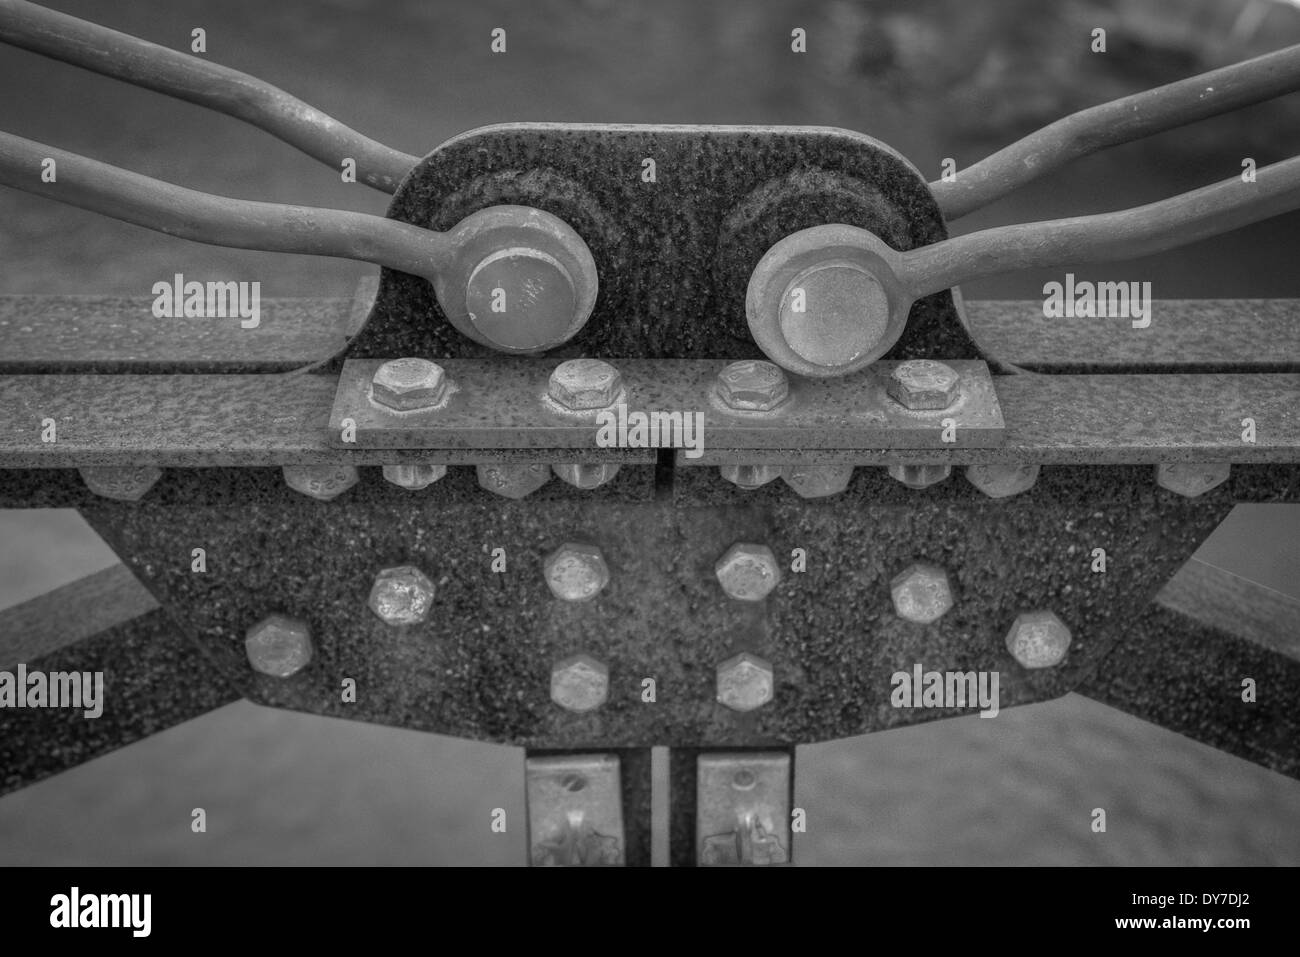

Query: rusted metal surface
(344, 124), (981, 368)
(34, 464), (1290, 759)
(0, 0), (416, 192)
(930, 42), (1300, 219)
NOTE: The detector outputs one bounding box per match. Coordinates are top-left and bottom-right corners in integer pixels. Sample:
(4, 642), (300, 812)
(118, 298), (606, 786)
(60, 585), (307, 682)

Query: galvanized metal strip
(525, 752), (627, 866)
(964, 300), (1300, 373)
(329, 358), (1004, 451)
(696, 751), (793, 866)
(0, 563), (158, 669)
(0, 371), (1296, 466)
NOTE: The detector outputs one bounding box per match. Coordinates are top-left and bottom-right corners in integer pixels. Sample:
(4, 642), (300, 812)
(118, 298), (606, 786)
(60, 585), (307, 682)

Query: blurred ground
(0, 0), (1298, 864)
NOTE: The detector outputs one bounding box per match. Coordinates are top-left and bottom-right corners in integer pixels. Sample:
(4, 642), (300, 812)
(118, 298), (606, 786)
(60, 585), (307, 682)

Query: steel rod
(903, 155), (1300, 299)
(0, 132), (453, 283)
(0, 0), (418, 192)
(931, 43), (1300, 219)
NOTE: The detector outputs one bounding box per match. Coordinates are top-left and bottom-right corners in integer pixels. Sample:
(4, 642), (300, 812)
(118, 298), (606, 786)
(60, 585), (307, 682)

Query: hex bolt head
(547, 358), (623, 410)
(475, 462), (550, 499)
(719, 464), (782, 490)
(552, 463), (621, 490)
(1005, 610), (1072, 669)
(716, 652), (775, 712)
(371, 357), (448, 411)
(78, 466), (163, 502)
(887, 360), (961, 410)
(368, 565), (437, 626)
(890, 563), (955, 623)
(965, 463), (1040, 499)
(382, 463), (447, 490)
(781, 464), (854, 499)
(282, 464), (360, 501)
(245, 614), (313, 678)
(715, 543), (781, 601)
(716, 359), (790, 411)
(1155, 462), (1231, 498)
(887, 463), (952, 489)
(544, 543), (610, 602)
(550, 653), (609, 712)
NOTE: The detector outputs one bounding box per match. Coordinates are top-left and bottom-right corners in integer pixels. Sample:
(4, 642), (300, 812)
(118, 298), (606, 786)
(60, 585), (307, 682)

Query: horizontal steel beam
(964, 299), (1300, 373)
(2, 296), (1297, 374)
(0, 369), (1294, 466)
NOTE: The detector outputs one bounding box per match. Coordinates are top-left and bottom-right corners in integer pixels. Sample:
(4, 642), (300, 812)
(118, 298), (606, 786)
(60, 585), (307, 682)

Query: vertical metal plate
(696, 751), (792, 866)
(526, 752), (626, 866)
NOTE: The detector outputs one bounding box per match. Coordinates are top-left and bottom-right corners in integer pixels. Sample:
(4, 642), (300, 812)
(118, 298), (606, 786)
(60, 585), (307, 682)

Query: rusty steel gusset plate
(336, 124), (983, 367)
(47, 463), (1297, 775)
(328, 358), (1005, 450)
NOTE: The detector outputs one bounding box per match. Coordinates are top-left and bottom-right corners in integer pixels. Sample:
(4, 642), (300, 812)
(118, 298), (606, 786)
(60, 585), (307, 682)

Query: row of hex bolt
(73, 352), (1233, 502)
(73, 457), (1233, 503)
(242, 550), (1073, 709)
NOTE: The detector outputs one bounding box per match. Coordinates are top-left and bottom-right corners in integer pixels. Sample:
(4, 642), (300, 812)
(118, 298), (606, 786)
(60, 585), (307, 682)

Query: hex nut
(1005, 610), (1072, 669)
(551, 654), (609, 712)
(1155, 462), (1231, 498)
(716, 359), (789, 411)
(719, 463), (783, 490)
(887, 360), (961, 410)
(552, 463), (621, 490)
(544, 543), (611, 601)
(245, 614), (313, 678)
(966, 463), (1040, 499)
(283, 464), (360, 501)
(782, 464), (854, 498)
(716, 652), (775, 712)
(78, 466), (163, 502)
(476, 462), (550, 499)
(887, 463), (952, 489)
(371, 357), (448, 411)
(368, 565), (437, 625)
(382, 463), (447, 490)
(890, 563), (955, 623)
(548, 358), (623, 410)
(715, 543), (781, 601)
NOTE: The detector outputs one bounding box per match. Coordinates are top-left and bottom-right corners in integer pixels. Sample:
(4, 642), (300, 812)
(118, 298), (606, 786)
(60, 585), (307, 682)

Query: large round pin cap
(747, 224), (910, 378)
(436, 206), (598, 354)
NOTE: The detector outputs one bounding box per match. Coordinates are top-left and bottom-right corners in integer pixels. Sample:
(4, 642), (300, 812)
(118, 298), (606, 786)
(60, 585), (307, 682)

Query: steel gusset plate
(56, 464), (1298, 777)
(337, 124), (985, 368)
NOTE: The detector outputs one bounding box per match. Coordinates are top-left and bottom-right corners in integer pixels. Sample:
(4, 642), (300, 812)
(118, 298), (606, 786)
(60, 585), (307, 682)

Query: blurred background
(0, 0), (1297, 864)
